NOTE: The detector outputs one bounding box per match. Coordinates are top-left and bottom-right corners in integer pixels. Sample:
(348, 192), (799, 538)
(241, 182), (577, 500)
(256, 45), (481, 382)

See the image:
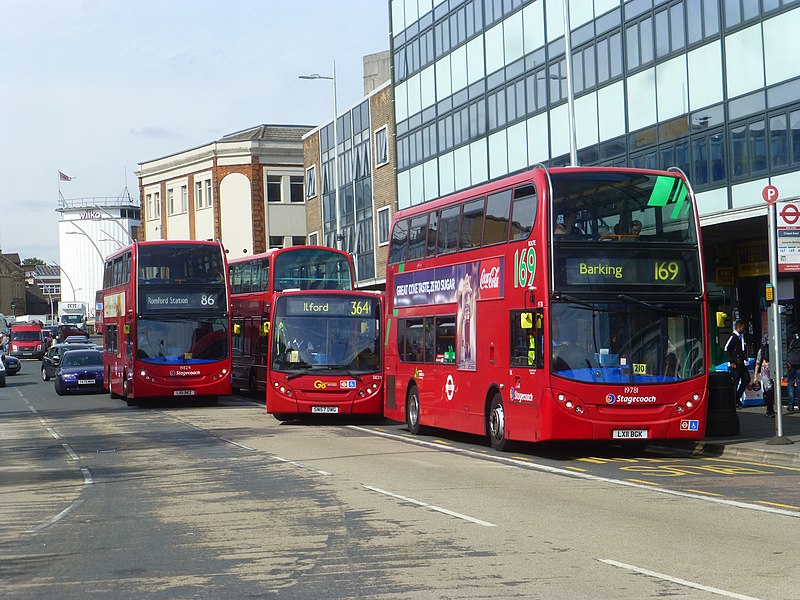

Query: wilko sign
(394, 258), (504, 307)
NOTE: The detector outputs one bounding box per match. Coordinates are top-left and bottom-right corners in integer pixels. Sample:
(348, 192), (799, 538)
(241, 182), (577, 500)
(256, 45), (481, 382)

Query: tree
(22, 258), (46, 266)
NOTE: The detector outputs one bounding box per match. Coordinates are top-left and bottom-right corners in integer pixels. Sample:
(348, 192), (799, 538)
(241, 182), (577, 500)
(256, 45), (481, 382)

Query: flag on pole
(58, 171), (74, 182)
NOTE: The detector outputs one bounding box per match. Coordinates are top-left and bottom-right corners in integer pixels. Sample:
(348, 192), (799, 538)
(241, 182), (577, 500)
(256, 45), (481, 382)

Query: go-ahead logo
(606, 393), (617, 404)
(314, 380), (333, 389)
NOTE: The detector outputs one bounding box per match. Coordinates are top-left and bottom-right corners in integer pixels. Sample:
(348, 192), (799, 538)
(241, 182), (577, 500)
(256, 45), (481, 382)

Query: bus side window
(510, 310), (543, 369)
(407, 215), (429, 261)
(438, 205), (461, 255)
(435, 316), (456, 364)
(425, 211), (439, 257)
(483, 189), (512, 246)
(459, 197), (485, 250)
(509, 184), (537, 241)
(388, 219), (410, 264)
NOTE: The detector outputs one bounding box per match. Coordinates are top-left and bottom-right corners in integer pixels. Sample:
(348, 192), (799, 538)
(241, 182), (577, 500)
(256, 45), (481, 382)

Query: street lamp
(67, 226), (106, 263)
(299, 60), (341, 250)
(31, 273), (55, 324)
(562, 0), (578, 166)
(51, 261), (76, 301)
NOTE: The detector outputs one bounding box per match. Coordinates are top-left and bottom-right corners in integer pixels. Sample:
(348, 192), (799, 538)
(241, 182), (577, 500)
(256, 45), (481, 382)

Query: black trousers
(731, 363), (751, 401)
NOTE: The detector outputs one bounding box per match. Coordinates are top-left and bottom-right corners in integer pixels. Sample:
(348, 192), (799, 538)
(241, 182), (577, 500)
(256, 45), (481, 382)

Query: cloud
(129, 126), (180, 139)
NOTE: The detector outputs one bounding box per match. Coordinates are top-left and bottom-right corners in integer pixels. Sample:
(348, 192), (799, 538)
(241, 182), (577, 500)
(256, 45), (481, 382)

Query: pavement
(664, 403), (800, 467)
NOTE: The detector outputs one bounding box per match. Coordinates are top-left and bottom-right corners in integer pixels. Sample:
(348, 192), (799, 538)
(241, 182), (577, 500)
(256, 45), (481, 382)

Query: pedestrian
(724, 320), (750, 407)
(786, 327), (800, 411)
(753, 334), (775, 418)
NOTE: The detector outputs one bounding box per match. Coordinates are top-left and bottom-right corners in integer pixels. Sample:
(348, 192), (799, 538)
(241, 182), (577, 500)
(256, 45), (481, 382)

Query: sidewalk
(663, 406), (800, 467)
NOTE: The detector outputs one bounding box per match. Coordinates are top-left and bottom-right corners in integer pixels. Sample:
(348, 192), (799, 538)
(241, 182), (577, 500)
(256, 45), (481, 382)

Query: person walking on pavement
(786, 327), (800, 411)
(725, 320), (750, 407)
(754, 334), (775, 418)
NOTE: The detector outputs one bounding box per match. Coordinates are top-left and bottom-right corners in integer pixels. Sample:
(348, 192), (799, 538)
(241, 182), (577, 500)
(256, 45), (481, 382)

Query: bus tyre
(488, 393), (509, 451)
(272, 413), (293, 422)
(406, 385), (422, 435)
(122, 371), (129, 401)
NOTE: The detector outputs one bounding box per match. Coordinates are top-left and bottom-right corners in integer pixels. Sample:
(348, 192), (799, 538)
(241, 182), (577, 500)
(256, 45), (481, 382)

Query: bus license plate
(312, 406), (338, 413)
(612, 429), (648, 439)
(78, 379), (95, 385)
(174, 390), (195, 396)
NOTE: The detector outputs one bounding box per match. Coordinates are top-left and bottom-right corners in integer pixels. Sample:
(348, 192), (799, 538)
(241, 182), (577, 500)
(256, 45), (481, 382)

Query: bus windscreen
(271, 295), (380, 373)
(136, 317), (229, 364)
(138, 244), (225, 285)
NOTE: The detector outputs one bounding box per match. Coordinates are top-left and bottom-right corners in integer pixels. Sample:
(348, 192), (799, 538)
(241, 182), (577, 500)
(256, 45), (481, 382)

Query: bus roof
(226, 245), (350, 265)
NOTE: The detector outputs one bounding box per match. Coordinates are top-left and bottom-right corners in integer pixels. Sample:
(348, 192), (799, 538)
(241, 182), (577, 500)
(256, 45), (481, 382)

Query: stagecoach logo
(445, 374), (455, 401)
(340, 380), (357, 389)
(170, 370), (201, 377)
(509, 388), (534, 403)
(606, 393), (658, 404)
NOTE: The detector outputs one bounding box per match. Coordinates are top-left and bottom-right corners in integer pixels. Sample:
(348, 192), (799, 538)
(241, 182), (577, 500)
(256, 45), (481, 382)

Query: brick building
(303, 60), (397, 289)
(137, 124), (312, 260)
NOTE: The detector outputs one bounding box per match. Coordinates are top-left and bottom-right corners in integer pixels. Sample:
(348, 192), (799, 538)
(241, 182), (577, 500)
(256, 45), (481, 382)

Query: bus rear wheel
(406, 385), (422, 435)
(109, 368), (121, 399)
(488, 393), (510, 451)
(272, 413), (293, 422)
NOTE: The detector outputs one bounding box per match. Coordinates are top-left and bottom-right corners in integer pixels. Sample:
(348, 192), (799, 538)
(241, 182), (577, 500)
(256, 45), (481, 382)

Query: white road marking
(28, 468), (94, 535)
(46, 427), (60, 440)
(61, 443), (80, 461)
(363, 485), (496, 527)
(219, 437), (255, 451)
(273, 455), (332, 476)
(599, 559), (762, 600)
(349, 426), (800, 519)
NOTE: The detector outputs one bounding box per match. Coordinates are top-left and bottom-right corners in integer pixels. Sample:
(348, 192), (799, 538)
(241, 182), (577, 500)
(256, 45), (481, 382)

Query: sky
(0, 0), (390, 264)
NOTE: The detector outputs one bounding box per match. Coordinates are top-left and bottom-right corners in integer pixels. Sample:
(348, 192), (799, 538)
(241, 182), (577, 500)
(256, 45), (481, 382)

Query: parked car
(56, 324), (90, 343)
(42, 342), (95, 381)
(54, 349), (104, 395)
(10, 323), (46, 359)
(2, 354), (20, 375)
(0, 356), (6, 387)
(64, 335), (90, 344)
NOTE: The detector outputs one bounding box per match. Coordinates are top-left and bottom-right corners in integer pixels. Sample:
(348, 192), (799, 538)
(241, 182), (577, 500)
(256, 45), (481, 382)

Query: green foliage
(22, 257), (46, 265)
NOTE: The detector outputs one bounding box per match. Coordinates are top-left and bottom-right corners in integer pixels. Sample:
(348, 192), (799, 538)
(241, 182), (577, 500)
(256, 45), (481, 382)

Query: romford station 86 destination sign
(777, 200), (800, 273)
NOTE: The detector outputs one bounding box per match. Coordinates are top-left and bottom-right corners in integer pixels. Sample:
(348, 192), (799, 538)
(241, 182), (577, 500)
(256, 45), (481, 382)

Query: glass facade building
(390, 0), (800, 217)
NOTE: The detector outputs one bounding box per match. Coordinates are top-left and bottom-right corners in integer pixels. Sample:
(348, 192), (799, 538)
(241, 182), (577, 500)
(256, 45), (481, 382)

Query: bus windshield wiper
(617, 294), (688, 317)
(553, 293), (597, 311)
(325, 365), (363, 381)
(284, 365), (320, 380)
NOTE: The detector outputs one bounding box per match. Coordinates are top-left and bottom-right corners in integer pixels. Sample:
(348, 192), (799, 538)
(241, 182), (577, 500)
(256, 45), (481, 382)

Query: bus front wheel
(248, 370), (258, 397)
(488, 393), (509, 451)
(406, 385), (422, 435)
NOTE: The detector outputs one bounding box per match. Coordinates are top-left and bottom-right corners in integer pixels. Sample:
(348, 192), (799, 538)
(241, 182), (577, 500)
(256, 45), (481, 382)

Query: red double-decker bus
(384, 166), (707, 450)
(102, 240), (231, 405)
(266, 290), (383, 420)
(228, 246), (354, 395)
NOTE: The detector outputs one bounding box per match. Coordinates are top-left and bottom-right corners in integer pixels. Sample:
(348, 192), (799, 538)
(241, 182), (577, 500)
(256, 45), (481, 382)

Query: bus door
(509, 309), (544, 434)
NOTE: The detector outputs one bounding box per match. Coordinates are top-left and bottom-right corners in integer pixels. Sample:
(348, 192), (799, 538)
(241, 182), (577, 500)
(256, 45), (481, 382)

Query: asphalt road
(3, 363), (800, 599)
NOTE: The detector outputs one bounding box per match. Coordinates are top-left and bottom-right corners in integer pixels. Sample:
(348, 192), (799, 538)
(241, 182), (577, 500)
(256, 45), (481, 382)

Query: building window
(195, 181), (203, 209)
(205, 180), (212, 207)
(308, 231), (319, 246)
(290, 176), (304, 203)
(269, 235), (283, 249)
(145, 194), (154, 220)
(377, 206), (391, 246)
(153, 191), (161, 218)
(291, 236), (306, 246)
(375, 126), (389, 167)
(181, 185), (188, 212)
(305, 165), (316, 199)
(167, 189), (175, 215)
(267, 175), (282, 203)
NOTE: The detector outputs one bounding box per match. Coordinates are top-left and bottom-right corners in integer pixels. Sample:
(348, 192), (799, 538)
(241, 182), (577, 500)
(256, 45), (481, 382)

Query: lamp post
(31, 274), (55, 324)
(562, 0), (578, 166)
(67, 225), (106, 263)
(299, 60), (341, 250)
(52, 261), (76, 301)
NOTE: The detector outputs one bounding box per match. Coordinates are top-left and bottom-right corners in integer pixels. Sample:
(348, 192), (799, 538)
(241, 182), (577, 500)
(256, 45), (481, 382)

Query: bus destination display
(564, 257), (688, 286)
(139, 289), (225, 313)
(282, 296), (377, 317)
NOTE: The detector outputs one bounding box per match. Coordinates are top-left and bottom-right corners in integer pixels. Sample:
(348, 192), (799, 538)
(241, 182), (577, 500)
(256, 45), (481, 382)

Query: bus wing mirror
(260, 322), (270, 336)
(123, 325), (131, 335)
(233, 323), (242, 335)
(520, 312), (533, 330)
